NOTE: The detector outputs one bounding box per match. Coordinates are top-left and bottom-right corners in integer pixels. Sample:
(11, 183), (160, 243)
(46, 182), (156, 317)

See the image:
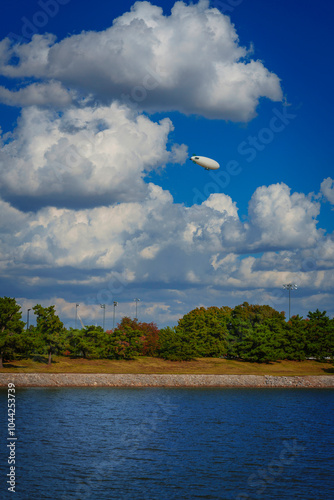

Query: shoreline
(0, 373), (334, 388)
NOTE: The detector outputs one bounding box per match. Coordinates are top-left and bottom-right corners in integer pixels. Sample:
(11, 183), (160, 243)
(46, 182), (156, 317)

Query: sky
(0, 0), (333, 330)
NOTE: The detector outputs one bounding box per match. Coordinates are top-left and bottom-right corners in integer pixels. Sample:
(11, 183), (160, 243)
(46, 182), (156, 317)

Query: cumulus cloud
(0, 182), (327, 277)
(1, 179), (333, 325)
(320, 177), (334, 205)
(247, 183), (322, 250)
(0, 0), (282, 120)
(0, 81), (74, 107)
(203, 193), (238, 217)
(0, 102), (187, 208)
(181, 184), (323, 255)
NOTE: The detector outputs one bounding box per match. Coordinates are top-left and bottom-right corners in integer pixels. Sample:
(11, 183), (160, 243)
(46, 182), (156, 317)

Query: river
(0, 387), (333, 499)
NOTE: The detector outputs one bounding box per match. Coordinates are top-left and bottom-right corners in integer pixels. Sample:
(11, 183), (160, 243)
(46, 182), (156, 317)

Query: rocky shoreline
(0, 373), (333, 388)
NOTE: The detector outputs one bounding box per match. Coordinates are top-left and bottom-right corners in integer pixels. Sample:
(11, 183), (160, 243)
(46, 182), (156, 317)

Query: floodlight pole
(282, 283), (297, 320)
(113, 301), (118, 330)
(100, 304), (106, 330)
(27, 308), (31, 330)
(134, 298), (140, 320)
(75, 303), (79, 329)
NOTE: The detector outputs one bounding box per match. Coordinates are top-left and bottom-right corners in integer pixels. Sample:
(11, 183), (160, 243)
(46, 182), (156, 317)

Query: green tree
(231, 302), (285, 325)
(175, 306), (231, 358)
(226, 316), (253, 359)
(234, 322), (285, 363)
(158, 326), (200, 361)
(158, 306), (232, 361)
(282, 315), (308, 360)
(33, 305), (66, 365)
(227, 303), (286, 362)
(66, 326), (113, 359)
(0, 297), (25, 368)
(305, 309), (334, 361)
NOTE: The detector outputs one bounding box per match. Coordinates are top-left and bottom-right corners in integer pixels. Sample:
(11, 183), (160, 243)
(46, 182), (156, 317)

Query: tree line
(0, 297), (333, 365)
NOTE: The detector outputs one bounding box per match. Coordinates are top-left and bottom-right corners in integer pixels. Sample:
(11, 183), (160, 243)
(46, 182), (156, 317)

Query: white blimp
(190, 155), (220, 171)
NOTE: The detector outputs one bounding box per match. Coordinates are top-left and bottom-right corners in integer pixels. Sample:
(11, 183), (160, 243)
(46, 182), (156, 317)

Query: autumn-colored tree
(139, 322), (160, 356)
(110, 319), (144, 360)
(115, 317), (160, 356)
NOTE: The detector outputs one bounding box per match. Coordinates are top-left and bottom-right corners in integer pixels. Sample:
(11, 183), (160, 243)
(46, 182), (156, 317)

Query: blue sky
(0, 0), (333, 329)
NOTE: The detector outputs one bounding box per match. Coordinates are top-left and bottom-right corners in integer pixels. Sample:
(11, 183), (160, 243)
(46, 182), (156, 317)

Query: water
(0, 388), (333, 499)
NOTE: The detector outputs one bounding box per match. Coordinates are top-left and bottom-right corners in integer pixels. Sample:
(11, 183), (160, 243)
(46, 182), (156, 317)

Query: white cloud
(2, 177), (333, 325)
(0, 102), (187, 207)
(320, 177), (334, 205)
(203, 193), (238, 217)
(0, 1), (282, 120)
(211, 252), (238, 272)
(247, 183), (322, 250)
(1, 181), (329, 280)
(180, 184), (324, 256)
(0, 81), (74, 107)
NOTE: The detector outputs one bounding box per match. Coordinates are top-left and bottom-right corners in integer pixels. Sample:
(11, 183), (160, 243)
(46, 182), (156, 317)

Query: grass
(1, 356), (333, 375)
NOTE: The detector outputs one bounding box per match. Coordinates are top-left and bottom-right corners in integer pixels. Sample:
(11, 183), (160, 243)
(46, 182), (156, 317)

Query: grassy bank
(0, 357), (333, 376)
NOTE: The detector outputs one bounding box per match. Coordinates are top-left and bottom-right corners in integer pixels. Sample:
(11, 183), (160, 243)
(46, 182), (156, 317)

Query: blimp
(190, 155), (220, 171)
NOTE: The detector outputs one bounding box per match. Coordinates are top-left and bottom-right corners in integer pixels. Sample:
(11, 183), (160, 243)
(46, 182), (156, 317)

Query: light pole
(100, 304), (106, 330)
(283, 283), (297, 320)
(113, 301), (118, 330)
(27, 308), (31, 330)
(134, 298), (140, 320)
(75, 303), (79, 329)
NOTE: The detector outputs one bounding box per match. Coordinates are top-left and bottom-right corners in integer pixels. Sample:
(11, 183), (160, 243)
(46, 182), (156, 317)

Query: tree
(158, 326), (200, 361)
(282, 315), (308, 360)
(175, 306), (231, 358)
(305, 309), (334, 361)
(0, 297), (25, 368)
(233, 322), (285, 363)
(137, 321), (160, 356)
(110, 318), (146, 359)
(226, 316), (253, 360)
(33, 305), (66, 365)
(231, 302), (285, 325)
(115, 317), (160, 356)
(226, 303), (286, 362)
(66, 326), (113, 359)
